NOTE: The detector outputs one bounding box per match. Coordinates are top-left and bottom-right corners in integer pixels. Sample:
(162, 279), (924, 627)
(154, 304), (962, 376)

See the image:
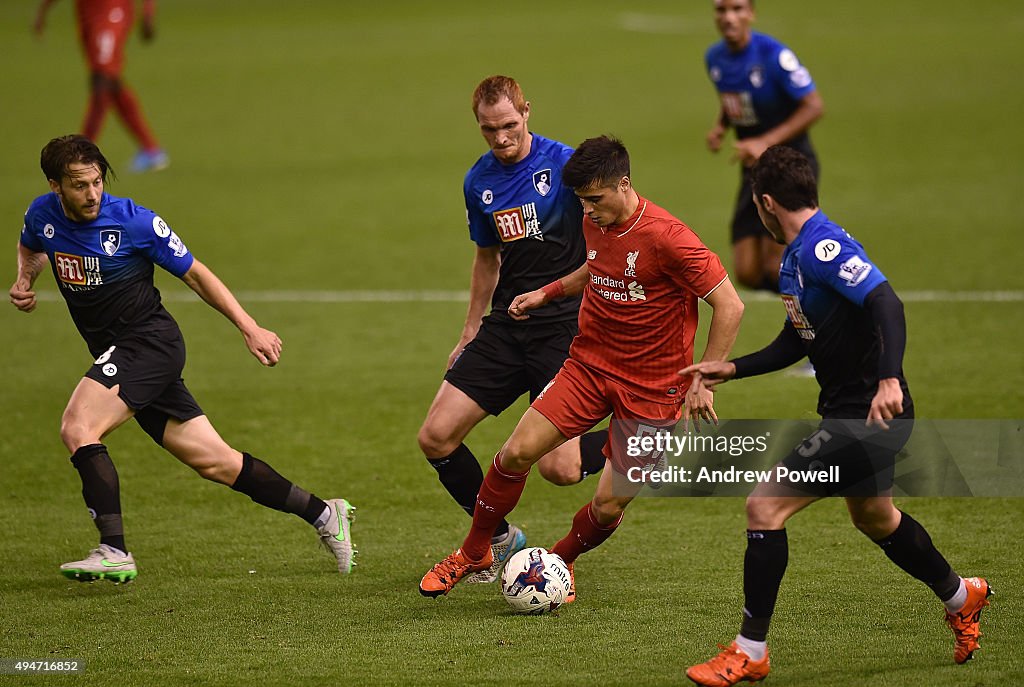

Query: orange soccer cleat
(419, 547), (493, 598)
(686, 642), (770, 687)
(563, 561), (576, 604)
(945, 576), (993, 664)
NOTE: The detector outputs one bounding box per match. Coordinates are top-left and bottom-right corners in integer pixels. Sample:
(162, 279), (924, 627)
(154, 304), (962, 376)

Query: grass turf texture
(0, 0), (1021, 684)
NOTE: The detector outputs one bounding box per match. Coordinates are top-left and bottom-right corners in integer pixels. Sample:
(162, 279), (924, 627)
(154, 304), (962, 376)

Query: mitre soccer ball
(500, 547), (571, 614)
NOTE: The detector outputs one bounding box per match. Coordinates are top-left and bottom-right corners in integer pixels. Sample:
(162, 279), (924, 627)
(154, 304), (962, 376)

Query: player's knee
(59, 415), (95, 453)
(497, 439), (539, 474)
(590, 495), (626, 525)
(849, 503), (899, 539)
(745, 497), (785, 530)
(733, 263), (762, 290)
(191, 457), (236, 486)
(417, 422), (458, 459)
(537, 457), (579, 486)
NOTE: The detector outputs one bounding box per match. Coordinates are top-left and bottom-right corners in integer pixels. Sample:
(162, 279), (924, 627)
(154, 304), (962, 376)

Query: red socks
(112, 85), (159, 150)
(82, 83), (160, 151)
(550, 502), (622, 565)
(461, 455), (529, 561)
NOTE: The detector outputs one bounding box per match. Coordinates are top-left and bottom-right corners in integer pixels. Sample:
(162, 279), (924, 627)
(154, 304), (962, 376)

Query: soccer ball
(500, 547), (571, 614)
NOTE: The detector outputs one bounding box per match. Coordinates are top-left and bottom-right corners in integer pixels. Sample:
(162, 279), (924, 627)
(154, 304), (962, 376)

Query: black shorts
(84, 328), (203, 445)
(774, 410), (914, 498)
(731, 145), (820, 243)
(444, 318), (578, 416)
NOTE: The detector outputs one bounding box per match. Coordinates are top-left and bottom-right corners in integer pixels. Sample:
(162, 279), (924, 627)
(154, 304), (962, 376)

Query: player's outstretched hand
(867, 378), (904, 430)
(678, 360), (736, 389)
(243, 326), (283, 366)
(9, 281), (37, 313)
(731, 137), (769, 167)
(683, 377), (718, 434)
(508, 289), (546, 321)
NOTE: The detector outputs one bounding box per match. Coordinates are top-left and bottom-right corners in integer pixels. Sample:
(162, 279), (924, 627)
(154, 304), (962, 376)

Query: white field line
(30, 289), (1024, 303)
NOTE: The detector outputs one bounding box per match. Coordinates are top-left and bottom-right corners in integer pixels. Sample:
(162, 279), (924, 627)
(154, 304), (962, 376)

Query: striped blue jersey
(20, 192), (193, 354)
(705, 31), (816, 141)
(778, 210), (910, 415)
(464, 133), (585, 324)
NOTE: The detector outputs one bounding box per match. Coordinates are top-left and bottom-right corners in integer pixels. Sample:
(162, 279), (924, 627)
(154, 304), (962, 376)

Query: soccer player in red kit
(420, 135), (745, 599)
(34, 0), (169, 173)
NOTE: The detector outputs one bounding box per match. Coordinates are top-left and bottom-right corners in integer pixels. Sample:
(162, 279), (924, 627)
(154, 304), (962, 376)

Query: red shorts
(531, 357), (682, 474)
(76, 0), (134, 77)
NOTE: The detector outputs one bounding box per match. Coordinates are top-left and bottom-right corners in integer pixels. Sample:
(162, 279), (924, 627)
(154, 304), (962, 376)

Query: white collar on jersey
(604, 200), (647, 238)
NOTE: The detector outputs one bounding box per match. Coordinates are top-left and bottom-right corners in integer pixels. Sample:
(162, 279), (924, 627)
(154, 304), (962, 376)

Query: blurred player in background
(417, 75), (609, 584)
(681, 146), (991, 686)
(704, 0), (824, 290)
(33, 0), (169, 173)
(10, 136), (352, 582)
(420, 135), (744, 600)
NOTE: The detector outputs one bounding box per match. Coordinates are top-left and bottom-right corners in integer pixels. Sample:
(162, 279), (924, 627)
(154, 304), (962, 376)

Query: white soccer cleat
(60, 544), (137, 584)
(468, 524), (527, 584)
(318, 498), (357, 573)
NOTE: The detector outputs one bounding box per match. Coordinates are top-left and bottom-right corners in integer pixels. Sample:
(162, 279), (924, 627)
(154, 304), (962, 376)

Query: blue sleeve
(765, 39), (816, 101)
(19, 206), (44, 252)
(129, 207), (195, 277)
(464, 171), (499, 248)
(801, 233), (887, 307)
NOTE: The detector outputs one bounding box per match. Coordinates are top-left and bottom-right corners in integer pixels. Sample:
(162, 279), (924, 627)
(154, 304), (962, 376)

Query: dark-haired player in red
(34, 0), (169, 173)
(420, 135), (745, 599)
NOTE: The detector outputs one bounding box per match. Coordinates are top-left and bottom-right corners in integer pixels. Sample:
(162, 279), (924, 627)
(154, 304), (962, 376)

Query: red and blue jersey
(20, 192), (192, 355)
(463, 133), (585, 325)
(705, 31), (816, 141)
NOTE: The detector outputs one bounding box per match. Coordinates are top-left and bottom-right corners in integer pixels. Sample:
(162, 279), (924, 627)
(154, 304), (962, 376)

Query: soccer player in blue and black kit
(704, 0), (824, 291)
(10, 135), (355, 582)
(681, 147), (991, 686)
(417, 76), (608, 584)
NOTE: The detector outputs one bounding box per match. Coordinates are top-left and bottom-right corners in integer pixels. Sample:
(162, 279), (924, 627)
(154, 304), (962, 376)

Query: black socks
(874, 511), (960, 601)
(740, 529), (789, 642)
(428, 444), (509, 538)
(70, 443), (126, 553)
(230, 452), (327, 526)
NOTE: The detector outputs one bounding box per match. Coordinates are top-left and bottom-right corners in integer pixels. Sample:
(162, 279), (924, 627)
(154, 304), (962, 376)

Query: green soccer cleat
(60, 544), (138, 584)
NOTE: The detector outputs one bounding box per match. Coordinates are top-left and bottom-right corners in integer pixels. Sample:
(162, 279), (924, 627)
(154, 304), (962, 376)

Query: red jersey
(570, 196), (728, 402)
(74, 0), (136, 76)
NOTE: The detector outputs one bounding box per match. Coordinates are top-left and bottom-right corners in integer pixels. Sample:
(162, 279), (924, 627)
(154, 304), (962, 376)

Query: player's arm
(862, 281), (907, 429)
(32, 0), (58, 36)
(733, 91), (824, 166)
(681, 319), (805, 386)
(681, 276), (745, 430)
(707, 107), (730, 153)
(507, 262), (589, 321)
(180, 258), (282, 367)
(140, 0), (156, 41)
(9, 242), (48, 313)
(447, 245), (500, 369)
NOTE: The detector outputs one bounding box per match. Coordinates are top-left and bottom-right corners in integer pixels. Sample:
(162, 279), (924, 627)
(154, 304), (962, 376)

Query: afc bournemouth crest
(533, 169), (552, 197)
(101, 229), (121, 256)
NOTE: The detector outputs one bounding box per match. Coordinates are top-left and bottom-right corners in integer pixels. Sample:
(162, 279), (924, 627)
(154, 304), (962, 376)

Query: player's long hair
(40, 135), (114, 184)
(750, 146), (817, 211)
(562, 135), (630, 190)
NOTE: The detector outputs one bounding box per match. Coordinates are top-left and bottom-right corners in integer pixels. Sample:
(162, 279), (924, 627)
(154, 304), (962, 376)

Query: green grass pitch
(0, 1), (1021, 685)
